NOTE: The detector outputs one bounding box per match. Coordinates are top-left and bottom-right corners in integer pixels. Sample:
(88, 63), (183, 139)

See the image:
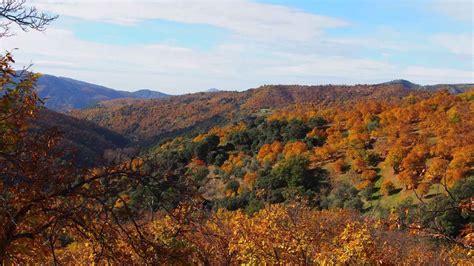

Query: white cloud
(433, 0), (473, 23)
(402, 66), (474, 84)
(31, 0), (348, 42)
(432, 33), (474, 58)
(2, 26), (472, 94)
(1, 1), (472, 93)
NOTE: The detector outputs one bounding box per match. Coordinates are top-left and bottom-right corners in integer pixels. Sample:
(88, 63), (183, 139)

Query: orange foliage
(283, 141), (308, 159)
(446, 145), (474, 186)
(256, 141), (283, 163)
(243, 172), (258, 188)
(221, 152), (246, 174)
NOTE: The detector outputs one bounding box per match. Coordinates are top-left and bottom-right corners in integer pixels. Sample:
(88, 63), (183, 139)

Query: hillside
(71, 84), (440, 140)
(71, 83), (433, 141)
(89, 88), (471, 262)
(380, 79), (474, 94)
(30, 109), (131, 165)
(33, 74), (169, 111)
(136, 88), (473, 232)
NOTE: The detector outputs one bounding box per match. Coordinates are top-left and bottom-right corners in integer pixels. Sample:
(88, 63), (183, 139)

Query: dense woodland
(1, 1), (473, 264)
(71, 83), (434, 140)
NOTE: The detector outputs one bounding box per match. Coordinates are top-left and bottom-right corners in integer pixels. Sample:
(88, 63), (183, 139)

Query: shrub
(226, 180), (240, 193)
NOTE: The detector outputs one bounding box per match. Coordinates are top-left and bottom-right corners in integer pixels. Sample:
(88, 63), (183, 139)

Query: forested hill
(30, 109), (131, 166)
(32, 74), (169, 111)
(379, 79), (474, 94)
(71, 82), (473, 141)
(121, 88), (474, 255)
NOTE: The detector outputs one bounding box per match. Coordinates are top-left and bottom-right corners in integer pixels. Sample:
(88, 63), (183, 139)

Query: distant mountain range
(22, 73), (474, 113)
(32, 74), (169, 111)
(205, 88), (221, 93)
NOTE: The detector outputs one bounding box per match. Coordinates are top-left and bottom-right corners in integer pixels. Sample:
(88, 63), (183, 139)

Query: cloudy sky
(1, 0), (473, 94)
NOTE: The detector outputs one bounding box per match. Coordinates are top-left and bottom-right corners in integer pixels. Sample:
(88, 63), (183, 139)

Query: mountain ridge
(71, 82), (445, 141)
(27, 72), (474, 112)
(31, 73), (169, 111)
(379, 79), (474, 94)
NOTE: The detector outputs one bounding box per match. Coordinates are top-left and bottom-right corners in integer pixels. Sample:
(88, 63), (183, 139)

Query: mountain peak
(32, 74), (169, 111)
(131, 89), (169, 99)
(380, 79), (420, 89)
(205, 88), (221, 93)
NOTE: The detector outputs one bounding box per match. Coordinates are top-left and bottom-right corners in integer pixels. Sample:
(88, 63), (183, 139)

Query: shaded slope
(31, 109), (131, 166)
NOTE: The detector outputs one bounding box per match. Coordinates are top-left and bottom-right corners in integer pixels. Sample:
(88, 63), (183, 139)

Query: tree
(398, 144), (429, 189)
(321, 183), (363, 211)
(193, 134), (219, 162)
(308, 116), (327, 128)
(256, 141), (282, 163)
(283, 140), (308, 159)
(0, 56), (151, 263)
(282, 119), (309, 141)
(0, 5), (158, 263)
(271, 155), (315, 190)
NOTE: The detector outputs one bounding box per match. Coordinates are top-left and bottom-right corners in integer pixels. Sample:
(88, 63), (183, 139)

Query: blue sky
(2, 0), (472, 94)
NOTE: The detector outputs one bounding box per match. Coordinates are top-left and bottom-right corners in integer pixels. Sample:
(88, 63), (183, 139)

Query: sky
(1, 0), (473, 94)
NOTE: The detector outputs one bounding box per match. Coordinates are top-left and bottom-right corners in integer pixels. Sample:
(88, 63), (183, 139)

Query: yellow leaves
(355, 179), (372, 190)
(330, 222), (374, 264)
(193, 122), (247, 144)
(221, 152), (246, 174)
(52, 203), (474, 265)
(227, 205), (351, 264)
(398, 144), (430, 189)
(443, 245), (474, 265)
(446, 106), (461, 123)
(192, 133), (207, 143)
(54, 241), (96, 265)
(150, 215), (182, 245)
(352, 158), (367, 173)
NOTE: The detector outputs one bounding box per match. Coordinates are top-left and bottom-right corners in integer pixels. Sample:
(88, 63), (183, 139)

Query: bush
(308, 116), (327, 128)
(282, 119), (310, 141)
(226, 180), (240, 193)
(365, 151), (381, 167)
(321, 182), (363, 211)
(360, 184), (376, 201)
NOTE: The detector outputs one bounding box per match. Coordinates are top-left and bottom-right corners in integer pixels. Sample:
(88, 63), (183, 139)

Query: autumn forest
(1, 1), (473, 265)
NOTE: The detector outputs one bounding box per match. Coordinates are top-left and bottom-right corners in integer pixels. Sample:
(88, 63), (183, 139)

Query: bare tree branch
(0, 0), (58, 38)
